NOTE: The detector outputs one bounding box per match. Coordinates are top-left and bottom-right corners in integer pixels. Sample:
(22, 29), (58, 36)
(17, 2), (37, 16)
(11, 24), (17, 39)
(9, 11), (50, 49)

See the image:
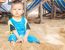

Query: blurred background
(1, 0), (65, 50)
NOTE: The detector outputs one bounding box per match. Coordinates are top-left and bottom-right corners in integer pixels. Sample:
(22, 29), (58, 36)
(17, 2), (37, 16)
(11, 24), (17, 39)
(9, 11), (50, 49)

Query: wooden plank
(0, 0), (6, 3)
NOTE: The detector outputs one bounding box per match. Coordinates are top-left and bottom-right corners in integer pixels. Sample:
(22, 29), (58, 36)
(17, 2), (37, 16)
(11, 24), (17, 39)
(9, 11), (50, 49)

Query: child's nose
(16, 9), (18, 11)
(15, 10), (19, 13)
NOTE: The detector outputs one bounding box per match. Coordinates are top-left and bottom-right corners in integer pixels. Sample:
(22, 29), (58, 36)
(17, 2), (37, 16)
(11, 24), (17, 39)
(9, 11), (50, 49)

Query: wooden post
(24, 0), (27, 18)
(43, 8), (45, 15)
(39, 0), (43, 23)
(51, 0), (54, 19)
(51, 0), (56, 19)
(54, 3), (56, 19)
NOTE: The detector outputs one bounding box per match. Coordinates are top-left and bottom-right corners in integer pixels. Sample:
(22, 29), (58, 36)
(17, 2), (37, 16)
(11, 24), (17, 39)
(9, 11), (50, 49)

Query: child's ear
(22, 10), (24, 13)
(10, 13), (13, 16)
(10, 10), (13, 16)
(10, 9), (12, 14)
(21, 10), (24, 15)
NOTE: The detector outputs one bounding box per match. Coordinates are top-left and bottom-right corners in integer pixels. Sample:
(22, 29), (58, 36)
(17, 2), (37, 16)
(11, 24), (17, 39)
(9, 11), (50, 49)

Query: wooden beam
(39, 0), (43, 23)
(0, 0), (6, 3)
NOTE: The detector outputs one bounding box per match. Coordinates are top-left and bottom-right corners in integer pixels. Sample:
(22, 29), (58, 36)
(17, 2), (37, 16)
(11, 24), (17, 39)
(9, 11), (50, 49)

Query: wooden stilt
(53, 0), (56, 19)
(24, 0), (27, 18)
(51, 0), (54, 19)
(51, 0), (56, 19)
(43, 8), (44, 16)
(54, 6), (56, 19)
(39, 0), (43, 23)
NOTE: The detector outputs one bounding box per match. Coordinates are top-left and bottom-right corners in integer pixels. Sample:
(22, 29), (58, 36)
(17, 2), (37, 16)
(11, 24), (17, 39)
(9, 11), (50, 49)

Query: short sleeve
(10, 24), (15, 31)
(24, 17), (30, 30)
(8, 20), (15, 31)
(24, 17), (27, 24)
(27, 23), (30, 30)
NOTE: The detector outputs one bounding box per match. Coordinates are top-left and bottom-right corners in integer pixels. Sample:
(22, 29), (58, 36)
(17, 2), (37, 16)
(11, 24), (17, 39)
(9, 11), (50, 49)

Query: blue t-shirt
(9, 16), (30, 36)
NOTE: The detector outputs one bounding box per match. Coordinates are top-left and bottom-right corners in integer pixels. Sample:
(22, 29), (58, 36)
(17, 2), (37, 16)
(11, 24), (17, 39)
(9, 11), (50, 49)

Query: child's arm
(13, 30), (23, 43)
(8, 21), (23, 42)
(24, 30), (30, 42)
(13, 30), (20, 39)
(24, 23), (30, 42)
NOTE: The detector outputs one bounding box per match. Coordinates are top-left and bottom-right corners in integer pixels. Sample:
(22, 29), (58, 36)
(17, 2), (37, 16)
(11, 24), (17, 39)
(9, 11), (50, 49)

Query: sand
(0, 19), (65, 50)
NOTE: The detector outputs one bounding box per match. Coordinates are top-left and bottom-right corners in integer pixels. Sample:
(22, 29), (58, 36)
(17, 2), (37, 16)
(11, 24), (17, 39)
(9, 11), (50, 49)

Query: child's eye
(18, 9), (21, 10)
(13, 9), (16, 10)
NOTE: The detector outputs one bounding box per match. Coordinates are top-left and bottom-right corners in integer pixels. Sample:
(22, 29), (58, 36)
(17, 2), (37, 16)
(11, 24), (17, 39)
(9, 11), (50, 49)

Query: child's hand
(23, 37), (27, 42)
(16, 37), (23, 43)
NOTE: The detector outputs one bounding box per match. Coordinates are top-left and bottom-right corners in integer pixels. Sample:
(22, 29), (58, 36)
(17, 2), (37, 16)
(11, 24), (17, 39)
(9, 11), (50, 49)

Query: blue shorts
(8, 34), (40, 44)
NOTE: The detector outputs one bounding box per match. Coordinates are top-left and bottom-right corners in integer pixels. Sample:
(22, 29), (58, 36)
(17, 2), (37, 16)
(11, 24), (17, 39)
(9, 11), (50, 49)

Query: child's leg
(8, 34), (17, 46)
(8, 34), (17, 42)
(27, 35), (40, 44)
(8, 34), (16, 50)
(10, 41), (16, 46)
(8, 34), (22, 50)
(10, 41), (22, 50)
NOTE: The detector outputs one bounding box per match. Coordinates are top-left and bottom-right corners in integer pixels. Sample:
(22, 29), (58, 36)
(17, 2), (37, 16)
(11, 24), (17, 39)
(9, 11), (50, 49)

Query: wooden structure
(43, 0), (65, 19)
(39, 0), (43, 23)
(0, 0), (6, 3)
(26, 0), (43, 23)
(1, 0), (65, 24)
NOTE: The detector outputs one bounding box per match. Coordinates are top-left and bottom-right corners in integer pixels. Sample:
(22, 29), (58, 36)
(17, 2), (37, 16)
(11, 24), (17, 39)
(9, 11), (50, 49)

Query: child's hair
(12, 0), (23, 5)
(10, 0), (24, 17)
(12, 0), (22, 3)
(11, 0), (24, 12)
(11, 0), (24, 9)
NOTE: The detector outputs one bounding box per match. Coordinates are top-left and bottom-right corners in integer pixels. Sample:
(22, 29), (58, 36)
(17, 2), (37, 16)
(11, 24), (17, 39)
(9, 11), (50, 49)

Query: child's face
(11, 3), (24, 17)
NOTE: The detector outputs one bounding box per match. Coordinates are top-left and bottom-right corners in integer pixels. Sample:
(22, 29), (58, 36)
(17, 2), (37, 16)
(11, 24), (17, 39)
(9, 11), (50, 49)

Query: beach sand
(0, 19), (65, 50)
